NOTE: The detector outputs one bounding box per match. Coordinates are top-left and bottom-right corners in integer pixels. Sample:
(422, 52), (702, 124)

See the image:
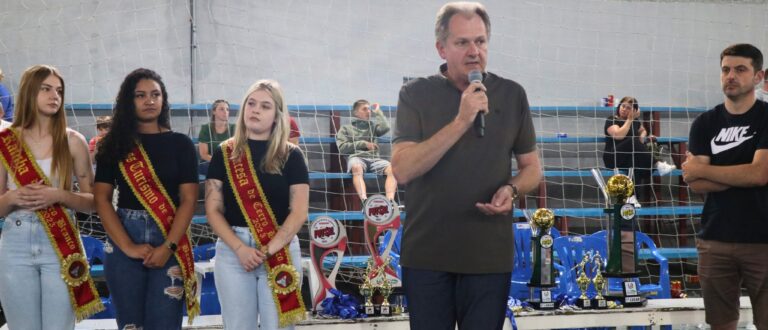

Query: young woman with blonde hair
(205, 80), (309, 329)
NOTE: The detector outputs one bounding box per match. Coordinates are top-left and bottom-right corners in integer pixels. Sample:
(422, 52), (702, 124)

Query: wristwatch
(166, 241), (178, 252)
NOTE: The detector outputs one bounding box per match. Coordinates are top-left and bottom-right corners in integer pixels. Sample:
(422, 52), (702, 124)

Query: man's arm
(682, 153), (730, 193)
(391, 81), (487, 184)
(335, 126), (362, 155)
(476, 149), (542, 215)
(372, 108), (390, 137)
(684, 150), (768, 188)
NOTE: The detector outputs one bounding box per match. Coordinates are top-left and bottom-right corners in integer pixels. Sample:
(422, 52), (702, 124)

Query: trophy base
(526, 299), (556, 310)
(604, 294), (647, 307)
(379, 304), (392, 316)
(575, 297), (593, 309)
(359, 304), (395, 316)
(360, 304), (376, 316)
(591, 298), (608, 309)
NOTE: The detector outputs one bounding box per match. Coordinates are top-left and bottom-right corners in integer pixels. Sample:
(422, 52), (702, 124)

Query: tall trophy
(591, 252), (608, 309)
(575, 254), (593, 309)
(597, 172), (647, 307)
(361, 195), (402, 315)
(526, 208), (556, 309)
(308, 216), (348, 311)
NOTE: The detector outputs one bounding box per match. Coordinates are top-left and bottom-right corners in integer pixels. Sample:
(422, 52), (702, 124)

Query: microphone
(468, 70), (485, 137)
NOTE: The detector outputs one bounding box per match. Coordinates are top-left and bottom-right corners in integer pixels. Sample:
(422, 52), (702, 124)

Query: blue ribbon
(318, 288), (366, 319)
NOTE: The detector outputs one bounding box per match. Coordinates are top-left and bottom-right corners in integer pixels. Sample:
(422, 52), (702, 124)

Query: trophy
(359, 272), (375, 315)
(361, 195), (402, 315)
(595, 171), (647, 307)
(591, 252), (608, 309)
(379, 276), (393, 315)
(526, 208), (556, 310)
(308, 216), (348, 311)
(575, 254), (592, 309)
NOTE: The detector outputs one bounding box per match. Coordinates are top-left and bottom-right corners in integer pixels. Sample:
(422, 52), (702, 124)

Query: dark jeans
(105, 208), (184, 330)
(403, 266), (511, 330)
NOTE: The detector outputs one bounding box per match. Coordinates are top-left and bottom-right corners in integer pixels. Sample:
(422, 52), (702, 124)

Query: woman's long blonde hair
(12, 65), (73, 190)
(228, 79), (292, 174)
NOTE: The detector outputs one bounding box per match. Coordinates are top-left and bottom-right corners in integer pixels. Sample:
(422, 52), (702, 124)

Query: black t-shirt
(603, 115), (643, 154)
(206, 140), (309, 227)
(689, 100), (768, 243)
(95, 132), (199, 209)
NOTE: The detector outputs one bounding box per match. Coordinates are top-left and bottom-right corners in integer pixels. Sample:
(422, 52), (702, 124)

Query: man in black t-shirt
(683, 43), (768, 330)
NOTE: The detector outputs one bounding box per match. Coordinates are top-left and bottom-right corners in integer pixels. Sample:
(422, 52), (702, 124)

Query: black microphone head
(468, 70), (483, 83)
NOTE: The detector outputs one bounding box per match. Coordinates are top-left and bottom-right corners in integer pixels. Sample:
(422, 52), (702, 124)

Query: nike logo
(710, 126), (754, 154)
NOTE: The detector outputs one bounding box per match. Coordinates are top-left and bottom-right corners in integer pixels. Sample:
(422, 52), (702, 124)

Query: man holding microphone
(392, 2), (542, 329)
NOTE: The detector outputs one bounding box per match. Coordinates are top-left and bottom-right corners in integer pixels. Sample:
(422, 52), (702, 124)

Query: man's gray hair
(435, 2), (490, 44)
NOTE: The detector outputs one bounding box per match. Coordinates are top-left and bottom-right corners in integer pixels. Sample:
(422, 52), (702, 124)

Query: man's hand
(682, 152), (703, 183)
(365, 142), (379, 150)
(456, 81), (488, 127)
(476, 184), (514, 216)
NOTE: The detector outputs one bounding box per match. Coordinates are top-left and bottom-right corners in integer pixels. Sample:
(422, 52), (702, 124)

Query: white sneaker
(655, 161), (676, 176)
(626, 195), (642, 208)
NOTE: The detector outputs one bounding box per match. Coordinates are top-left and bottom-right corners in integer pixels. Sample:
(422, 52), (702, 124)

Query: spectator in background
(198, 99), (235, 175)
(0, 102), (10, 130)
(0, 66), (15, 121)
(289, 116), (301, 144)
(88, 115), (112, 163)
(336, 99), (397, 202)
(603, 96), (676, 189)
(756, 71), (768, 102)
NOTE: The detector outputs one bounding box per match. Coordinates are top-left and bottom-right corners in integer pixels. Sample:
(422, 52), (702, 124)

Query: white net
(1, 0), (768, 312)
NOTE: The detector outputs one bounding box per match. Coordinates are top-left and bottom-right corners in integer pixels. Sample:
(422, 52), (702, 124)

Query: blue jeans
(0, 210), (76, 330)
(104, 208), (184, 330)
(215, 226), (302, 330)
(402, 267), (511, 330)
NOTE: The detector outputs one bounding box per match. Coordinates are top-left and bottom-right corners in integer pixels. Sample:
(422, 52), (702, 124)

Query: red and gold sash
(221, 141), (306, 327)
(118, 144), (200, 323)
(0, 128), (104, 321)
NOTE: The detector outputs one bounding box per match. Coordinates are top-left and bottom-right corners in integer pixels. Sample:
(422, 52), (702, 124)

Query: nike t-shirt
(689, 100), (768, 243)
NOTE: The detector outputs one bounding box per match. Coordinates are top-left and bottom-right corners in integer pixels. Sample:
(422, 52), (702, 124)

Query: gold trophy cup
(575, 254), (592, 308)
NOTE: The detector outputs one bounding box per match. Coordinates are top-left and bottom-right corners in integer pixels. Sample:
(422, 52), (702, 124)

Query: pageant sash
(0, 128), (104, 321)
(119, 144), (200, 323)
(221, 142), (306, 327)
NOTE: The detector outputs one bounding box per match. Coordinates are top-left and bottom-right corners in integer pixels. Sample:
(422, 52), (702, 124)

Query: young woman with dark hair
(94, 68), (200, 329)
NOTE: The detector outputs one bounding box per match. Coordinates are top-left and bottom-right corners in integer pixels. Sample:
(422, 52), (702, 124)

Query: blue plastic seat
(377, 229), (402, 279)
(552, 235), (608, 299)
(193, 243), (216, 261)
(191, 242), (220, 315)
(81, 235), (105, 265)
(591, 230), (671, 299)
(509, 222), (563, 300)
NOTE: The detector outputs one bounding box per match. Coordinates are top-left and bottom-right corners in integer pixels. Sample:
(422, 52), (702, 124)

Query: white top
(0, 120), (10, 130)
(6, 157), (60, 189)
